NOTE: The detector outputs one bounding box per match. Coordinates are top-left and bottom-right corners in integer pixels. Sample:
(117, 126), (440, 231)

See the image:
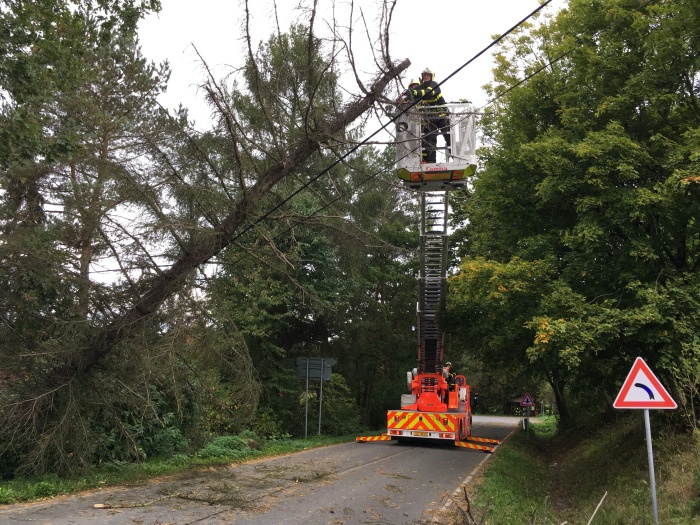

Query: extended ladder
(417, 191), (448, 375)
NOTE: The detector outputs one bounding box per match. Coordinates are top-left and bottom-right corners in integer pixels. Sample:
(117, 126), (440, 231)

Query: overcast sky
(138, 0), (562, 128)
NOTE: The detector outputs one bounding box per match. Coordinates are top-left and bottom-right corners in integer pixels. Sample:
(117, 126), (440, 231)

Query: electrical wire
(212, 0), (556, 262)
(272, 0), (656, 242)
(201, 0), (664, 307)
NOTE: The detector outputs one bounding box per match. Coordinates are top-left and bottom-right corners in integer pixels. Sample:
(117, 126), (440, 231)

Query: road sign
(520, 392), (535, 407)
(294, 357), (336, 380)
(295, 358), (337, 438)
(614, 357), (676, 525)
(613, 357), (677, 410)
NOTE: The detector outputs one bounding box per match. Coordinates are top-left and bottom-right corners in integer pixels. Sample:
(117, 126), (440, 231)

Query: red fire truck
(357, 102), (499, 453)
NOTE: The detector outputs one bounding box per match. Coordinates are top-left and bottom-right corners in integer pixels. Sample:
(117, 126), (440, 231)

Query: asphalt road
(0, 415), (520, 525)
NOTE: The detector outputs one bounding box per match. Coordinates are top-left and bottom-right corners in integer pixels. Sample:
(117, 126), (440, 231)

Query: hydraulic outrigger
(356, 103), (499, 453)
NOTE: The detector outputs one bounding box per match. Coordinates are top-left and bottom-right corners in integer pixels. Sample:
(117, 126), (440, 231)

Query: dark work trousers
(421, 113), (451, 163)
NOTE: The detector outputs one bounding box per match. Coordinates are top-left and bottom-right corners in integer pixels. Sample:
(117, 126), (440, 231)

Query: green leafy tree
(447, 0), (700, 425)
(302, 374), (362, 435)
(0, 0), (182, 474)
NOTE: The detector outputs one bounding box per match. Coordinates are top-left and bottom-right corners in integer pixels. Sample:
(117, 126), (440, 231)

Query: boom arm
(355, 97), (500, 452)
(416, 191), (449, 375)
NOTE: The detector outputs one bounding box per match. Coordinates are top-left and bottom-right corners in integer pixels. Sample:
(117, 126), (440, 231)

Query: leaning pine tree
(0, 0), (409, 476)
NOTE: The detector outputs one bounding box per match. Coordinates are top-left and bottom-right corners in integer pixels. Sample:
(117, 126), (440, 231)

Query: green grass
(0, 433), (357, 505)
(466, 417), (560, 524)
(468, 415), (700, 525)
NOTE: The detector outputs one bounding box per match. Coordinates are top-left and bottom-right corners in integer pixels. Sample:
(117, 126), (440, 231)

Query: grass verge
(467, 415), (700, 524)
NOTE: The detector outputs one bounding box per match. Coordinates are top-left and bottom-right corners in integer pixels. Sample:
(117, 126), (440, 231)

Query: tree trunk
(362, 381), (373, 426)
(550, 377), (571, 423)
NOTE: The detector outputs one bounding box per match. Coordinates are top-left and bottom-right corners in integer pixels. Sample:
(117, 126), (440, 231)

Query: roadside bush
(0, 486), (18, 504)
(140, 413), (189, 459)
(32, 480), (58, 498)
(250, 405), (289, 440)
(165, 453), (190, 467)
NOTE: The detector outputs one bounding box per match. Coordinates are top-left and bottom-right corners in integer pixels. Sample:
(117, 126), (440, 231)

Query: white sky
(138, 0), (563, 129)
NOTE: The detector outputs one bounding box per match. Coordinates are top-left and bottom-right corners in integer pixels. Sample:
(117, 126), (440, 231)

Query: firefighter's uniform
(411, 68), (451, 163)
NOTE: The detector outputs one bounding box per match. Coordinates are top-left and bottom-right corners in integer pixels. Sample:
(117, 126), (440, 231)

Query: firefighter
(444, 361), (456, 391)
(399, 79), (420, 103)
(410, 68), (451, 163)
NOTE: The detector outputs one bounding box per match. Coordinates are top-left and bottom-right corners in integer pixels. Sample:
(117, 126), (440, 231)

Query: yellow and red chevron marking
(387, 410), (457, 433)
(455, 440), (495, 453)
(466, 436), (500, 445)
(355, 435), (392, 443)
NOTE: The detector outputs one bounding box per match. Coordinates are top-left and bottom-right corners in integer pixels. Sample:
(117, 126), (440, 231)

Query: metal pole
(526, 414), (529, 438)
(304, 359), (309, 439)
(644, 409), (659, 525)
(318, 359), (324, 435)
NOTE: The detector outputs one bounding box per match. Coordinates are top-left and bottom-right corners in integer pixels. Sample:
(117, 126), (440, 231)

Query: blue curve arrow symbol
(634, 383), (654, 400)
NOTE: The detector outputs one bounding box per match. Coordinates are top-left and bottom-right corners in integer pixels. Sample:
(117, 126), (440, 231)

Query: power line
(287, 0), (654, 231)
(217, 0), (557, 256)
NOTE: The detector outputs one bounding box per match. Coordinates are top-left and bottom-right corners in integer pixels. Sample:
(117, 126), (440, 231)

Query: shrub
(0, 486), (17, 504)
(165, 453), (190, 467)
(250, 406), (288, 440)
(31, 480), (58, 498)
(316, 374), (362, 435)
(196, 434), (260, 460)
(140, 419), (188, 459)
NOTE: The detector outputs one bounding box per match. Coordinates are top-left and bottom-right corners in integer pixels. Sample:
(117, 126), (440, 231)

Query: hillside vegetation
(463, 416), (700, 524)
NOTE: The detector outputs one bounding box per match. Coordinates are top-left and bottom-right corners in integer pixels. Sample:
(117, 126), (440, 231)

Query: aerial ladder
(357, 102), (499, 452)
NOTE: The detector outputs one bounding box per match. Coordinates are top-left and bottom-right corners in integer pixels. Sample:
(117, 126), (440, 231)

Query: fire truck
(356, 102), (499, 453)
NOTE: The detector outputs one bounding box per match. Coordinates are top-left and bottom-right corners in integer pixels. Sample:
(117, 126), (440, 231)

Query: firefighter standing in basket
(409, 68), (451, 164)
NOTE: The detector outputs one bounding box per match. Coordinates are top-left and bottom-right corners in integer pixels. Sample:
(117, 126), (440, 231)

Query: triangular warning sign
(520, 392), (535, 407)
(613, 357), (677, 410)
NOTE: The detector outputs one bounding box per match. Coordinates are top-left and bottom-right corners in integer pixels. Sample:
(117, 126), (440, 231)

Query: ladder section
(417, 192), (449, 375)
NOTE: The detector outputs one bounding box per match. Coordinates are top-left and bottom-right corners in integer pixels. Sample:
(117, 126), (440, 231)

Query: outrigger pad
(464, 436), (500, 445)
(454, 440), (496, 453)
(356, 434), (392, 443)
(455, 435), (500, 453)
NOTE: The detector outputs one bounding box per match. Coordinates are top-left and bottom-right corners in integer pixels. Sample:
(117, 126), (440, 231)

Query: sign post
(305, 359), (309, 438)
(520, 392), (535, 438)
(294, 357), (337, 438)
(613, 357), (677, 525)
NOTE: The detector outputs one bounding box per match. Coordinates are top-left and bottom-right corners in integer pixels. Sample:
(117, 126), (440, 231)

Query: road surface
(0, 415), (520, 525)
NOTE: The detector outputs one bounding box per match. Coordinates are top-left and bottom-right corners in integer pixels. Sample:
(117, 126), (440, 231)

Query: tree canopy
(446, 0), (700, 425)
